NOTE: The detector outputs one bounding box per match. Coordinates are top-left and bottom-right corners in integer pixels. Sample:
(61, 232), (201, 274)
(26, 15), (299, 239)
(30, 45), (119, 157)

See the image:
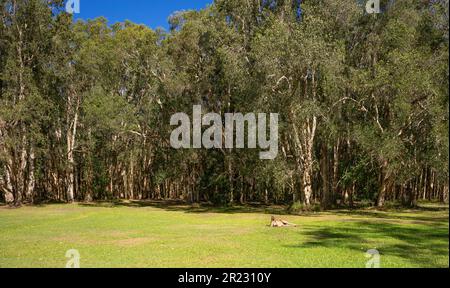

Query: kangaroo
(270, 216), (297, 227)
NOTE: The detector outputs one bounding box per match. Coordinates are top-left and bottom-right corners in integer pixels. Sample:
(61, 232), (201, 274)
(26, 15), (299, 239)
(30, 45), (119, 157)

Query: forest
(0, 0), (449, 209)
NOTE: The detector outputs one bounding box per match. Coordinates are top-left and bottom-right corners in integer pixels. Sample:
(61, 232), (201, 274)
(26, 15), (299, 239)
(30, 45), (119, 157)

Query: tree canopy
(0, 0), (448, 209)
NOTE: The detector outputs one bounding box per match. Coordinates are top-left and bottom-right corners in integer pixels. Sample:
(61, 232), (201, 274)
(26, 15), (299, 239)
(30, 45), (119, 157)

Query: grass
(0, 201), (448, 268)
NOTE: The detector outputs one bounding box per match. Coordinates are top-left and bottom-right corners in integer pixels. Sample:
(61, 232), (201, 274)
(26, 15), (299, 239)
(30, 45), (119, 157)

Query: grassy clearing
(0, 201), (448, 268)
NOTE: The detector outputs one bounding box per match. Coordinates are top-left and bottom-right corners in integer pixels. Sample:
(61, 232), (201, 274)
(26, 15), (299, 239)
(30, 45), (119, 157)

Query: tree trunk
(443, 185), (449, 204)
(302, 118), (316, 206)
(228, 156), (234, 205)
(25, 147), (35, 202)
(377, 160), (390, 207)
(320, 144), (331, 209)
(66, 91), (79, 203)
(333, 140), (340, 204)
(14, 134), (27, 206)
(1, 162), (14, 204)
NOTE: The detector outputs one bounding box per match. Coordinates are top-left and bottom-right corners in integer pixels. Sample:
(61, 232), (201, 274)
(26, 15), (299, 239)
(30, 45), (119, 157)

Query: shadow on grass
(413, 204), (450, 212)
(287, 220), (449, 267)
(79, 200), (291, 215)
(332, 209), (449, 225)
(76, 200), (450, 221)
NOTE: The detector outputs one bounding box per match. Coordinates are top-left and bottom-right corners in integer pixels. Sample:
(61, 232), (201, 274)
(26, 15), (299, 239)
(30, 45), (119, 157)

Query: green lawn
(0, 201), (448, 268)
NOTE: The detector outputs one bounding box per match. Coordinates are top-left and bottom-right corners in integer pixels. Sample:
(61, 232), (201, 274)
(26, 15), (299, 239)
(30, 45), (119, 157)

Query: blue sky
(73, 0), (213, 30)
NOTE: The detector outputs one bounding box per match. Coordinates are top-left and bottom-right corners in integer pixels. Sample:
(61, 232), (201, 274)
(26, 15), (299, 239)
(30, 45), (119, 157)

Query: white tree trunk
(302, 116), (317, 206)
(15, 134), (27, 205)
(66, 136), (75, 202)
(66, 91), (79, 203)
(25, 147), (35, 201)
(0, 167), (14, 204)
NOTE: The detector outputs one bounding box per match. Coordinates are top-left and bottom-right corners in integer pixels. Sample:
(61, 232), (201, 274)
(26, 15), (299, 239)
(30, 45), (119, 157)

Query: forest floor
(0, 201), (448, 268)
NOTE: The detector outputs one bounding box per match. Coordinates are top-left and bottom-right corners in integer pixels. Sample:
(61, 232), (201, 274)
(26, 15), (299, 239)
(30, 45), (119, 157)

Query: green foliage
(0, 0), (448, 208)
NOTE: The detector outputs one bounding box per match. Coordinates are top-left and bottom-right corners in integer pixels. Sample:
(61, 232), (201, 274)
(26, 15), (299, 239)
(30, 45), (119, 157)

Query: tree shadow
(79, 200), (291, 215)
(77, 200), (449, 222)
(332, 209), (449, 225)
(413, 204), (450, 212)
(287, 221), (449, 267)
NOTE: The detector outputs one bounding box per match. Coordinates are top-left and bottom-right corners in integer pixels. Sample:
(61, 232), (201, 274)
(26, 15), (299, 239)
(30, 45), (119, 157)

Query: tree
(0, 0), (448, 208)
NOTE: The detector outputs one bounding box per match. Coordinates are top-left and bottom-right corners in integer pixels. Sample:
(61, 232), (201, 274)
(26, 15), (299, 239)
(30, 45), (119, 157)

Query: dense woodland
(0, 0), (448, 208)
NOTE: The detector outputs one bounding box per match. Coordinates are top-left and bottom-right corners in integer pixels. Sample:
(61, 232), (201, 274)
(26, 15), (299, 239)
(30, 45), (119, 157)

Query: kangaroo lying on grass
(270, 216), (298, 227)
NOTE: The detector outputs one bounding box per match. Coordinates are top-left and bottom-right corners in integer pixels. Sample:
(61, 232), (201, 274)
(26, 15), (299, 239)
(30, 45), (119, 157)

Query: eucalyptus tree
(251, 0), (358, 206)
(0, 0), (447, 207)
(344, 0), (449, 206)
(165, 7), (253, 204)
(0, 0), (66, 205)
